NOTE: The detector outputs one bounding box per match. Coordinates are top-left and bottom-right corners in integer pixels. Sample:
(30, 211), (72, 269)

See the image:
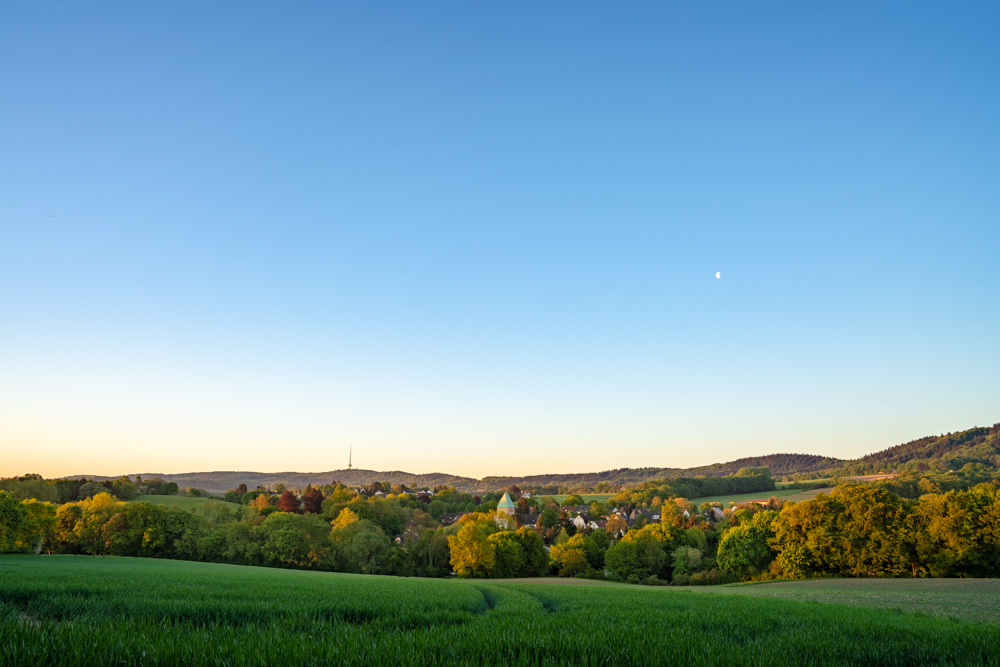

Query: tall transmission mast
(348, 447), (352, 470)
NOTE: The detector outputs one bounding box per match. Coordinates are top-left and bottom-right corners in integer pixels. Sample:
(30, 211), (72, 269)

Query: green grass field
(134, 494), (242, 515)
(3, 555), (999, 666)
(549, 493), (614, 504)
(681, 578), (1000, 626)
(692, 486), (834, 507)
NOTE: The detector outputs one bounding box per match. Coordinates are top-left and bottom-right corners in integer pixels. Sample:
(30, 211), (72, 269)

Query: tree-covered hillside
(833, 424), (1000, 476)
(479, 454), (839, 491)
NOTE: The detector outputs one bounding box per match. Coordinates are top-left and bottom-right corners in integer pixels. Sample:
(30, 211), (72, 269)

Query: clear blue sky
(2, 2), (998, 479)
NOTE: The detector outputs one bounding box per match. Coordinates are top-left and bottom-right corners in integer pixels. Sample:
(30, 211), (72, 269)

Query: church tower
(496, 492), (516, 516)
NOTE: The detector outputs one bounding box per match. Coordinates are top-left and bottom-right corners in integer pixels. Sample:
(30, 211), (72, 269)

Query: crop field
(133, 495), (242, 516)
(682, 577), (1000, 626)
(3, 556), (1000, 665)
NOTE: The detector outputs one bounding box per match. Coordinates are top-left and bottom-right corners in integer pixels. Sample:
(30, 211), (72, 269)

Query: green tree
(260, 512), (331, 569)
(516, 527), (549, 576)
(100, 501), (165, 557)
(605, 531), (666, 581)
(110, 477), (139, 500)
(584, 530), (610, 570)
(487, 531), (527, 578)
(17, 499), (57, 554)
(0, 476), (58, 503)
(539, 508), (559, 529)
(77, 481), (107, 500)
(348, 524), (390, 574)
(717, 511), (777, 579)
(368, 498), (407, 536)
(413, 529), (451, 576)
(671, 546), (703, 579)
(223, 521), (265, 566)
(163, 509), (205, 560)
(383, 545), (414, 576)
(0, 491), (28, 552)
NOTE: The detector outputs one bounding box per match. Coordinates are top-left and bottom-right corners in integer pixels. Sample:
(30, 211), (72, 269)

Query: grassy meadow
(549, 493), (614, 504)
(133, 494), (242, 516)
(692, 486), (834, 507)
(3, 555), (999, 666)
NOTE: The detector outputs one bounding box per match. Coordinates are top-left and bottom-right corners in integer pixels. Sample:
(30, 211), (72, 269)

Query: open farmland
(3, 556), (999, 666)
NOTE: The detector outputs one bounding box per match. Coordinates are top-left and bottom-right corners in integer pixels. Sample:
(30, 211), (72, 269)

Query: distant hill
(74, 455), (839, 494)
(479, 454), (841, 490)
(67, 423), (997, 494)
(121, 470), (478, 494)
(848, 424), (1000, 473)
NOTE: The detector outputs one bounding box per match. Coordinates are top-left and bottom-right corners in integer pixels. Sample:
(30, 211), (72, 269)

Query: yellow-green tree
(772, 486), (910, 578)
(447, 513), (496, 577)
(909, 484), (1000, 577)
(549, 534), (590, 577)
(331, 507), (359, 532)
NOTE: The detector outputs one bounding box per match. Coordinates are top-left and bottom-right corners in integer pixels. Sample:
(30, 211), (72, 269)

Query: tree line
(2, 472), (999, 585)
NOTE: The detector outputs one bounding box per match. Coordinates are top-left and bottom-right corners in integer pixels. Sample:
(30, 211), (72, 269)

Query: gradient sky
(2, 2), (998, 480)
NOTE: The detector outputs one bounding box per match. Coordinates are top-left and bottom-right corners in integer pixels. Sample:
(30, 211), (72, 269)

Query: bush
(689, 569), (732, 585)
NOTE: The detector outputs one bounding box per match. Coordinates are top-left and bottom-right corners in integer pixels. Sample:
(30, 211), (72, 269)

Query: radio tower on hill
(348, 447), (352, 470)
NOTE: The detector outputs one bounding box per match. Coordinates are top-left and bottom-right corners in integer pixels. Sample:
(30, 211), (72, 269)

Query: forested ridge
(858, 424), (1000, 469)
(480, 453), (841, 490)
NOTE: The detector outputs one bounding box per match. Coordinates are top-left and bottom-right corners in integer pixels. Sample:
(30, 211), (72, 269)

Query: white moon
(715, 271), (721, 279)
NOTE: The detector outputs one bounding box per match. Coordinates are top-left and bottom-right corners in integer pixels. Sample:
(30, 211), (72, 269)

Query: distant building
(496, 492), (517, 516)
